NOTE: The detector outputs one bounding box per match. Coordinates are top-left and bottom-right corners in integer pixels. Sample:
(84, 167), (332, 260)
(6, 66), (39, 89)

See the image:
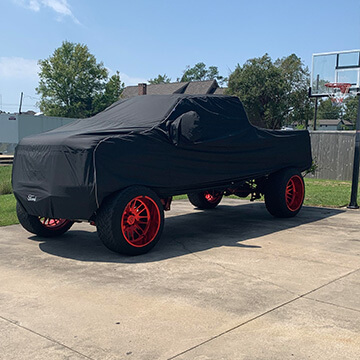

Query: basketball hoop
(324, 82), (352, 106)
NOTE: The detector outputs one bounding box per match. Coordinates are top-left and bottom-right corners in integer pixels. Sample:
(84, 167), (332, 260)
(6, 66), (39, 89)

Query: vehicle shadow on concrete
(29, 202), (344, 263)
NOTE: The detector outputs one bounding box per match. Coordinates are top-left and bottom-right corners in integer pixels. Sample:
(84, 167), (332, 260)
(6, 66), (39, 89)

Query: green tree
(227, 53), (313, 129)
(275, 54), (313, 127)
(227, 54), (287, 128)
(93, 71), (124, 114)
(317, 98), (341, 119)
(343, 96), (359, 123)
(37, 41), (123, 118)
(148, 74), (171, 84)
(179, 62), (226, 85)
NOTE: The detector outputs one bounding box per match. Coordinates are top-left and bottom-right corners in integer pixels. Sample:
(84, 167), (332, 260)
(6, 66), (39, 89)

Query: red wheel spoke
(138, 216), (148, 221)
(133, 226), (143, 237)
(129, 200), (137, 212)
(134, 224), (145, 232)
(136, 206), (146, 214)
(128, 229), (135, 240)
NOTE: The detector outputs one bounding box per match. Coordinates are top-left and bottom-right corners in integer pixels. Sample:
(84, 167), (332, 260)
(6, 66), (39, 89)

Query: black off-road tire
(187, 190), (223, 209)
(16, 202), (74, 237)
(265, 168), (305, 218)
(96, 186), (164, 256)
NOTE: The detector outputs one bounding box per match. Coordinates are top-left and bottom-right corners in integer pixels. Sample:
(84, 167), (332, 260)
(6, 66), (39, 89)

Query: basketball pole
(313, 98), (318, 130)
(348, 94), (360, 209)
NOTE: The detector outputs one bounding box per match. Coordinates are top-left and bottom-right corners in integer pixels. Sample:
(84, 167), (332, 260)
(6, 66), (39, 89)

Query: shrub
(0, 181), (13, 195)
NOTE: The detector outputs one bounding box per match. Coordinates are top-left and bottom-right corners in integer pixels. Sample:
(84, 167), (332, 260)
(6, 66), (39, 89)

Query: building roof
(183, 80), (218, 94)
(213, 87), (226, 95)
(121, 80), (224, 99)
(318, 119), (353, 126)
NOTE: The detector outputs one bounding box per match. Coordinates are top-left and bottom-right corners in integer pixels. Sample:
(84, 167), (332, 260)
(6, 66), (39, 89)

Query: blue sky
(0, 0), (359, 113)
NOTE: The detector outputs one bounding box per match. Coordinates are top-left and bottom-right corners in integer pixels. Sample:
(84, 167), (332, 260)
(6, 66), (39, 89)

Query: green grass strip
(0, 194), (18, 226)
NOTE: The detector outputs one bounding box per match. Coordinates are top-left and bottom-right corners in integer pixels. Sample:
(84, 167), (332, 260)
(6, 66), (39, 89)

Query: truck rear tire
(187, 190), (223, 209)
(16, 202), (74, 237)
(96, 186), (164, 255)
(265, 168), (305, 218)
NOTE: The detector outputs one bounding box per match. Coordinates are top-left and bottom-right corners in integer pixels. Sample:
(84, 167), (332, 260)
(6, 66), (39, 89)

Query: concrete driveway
(0, 199), (359, 359)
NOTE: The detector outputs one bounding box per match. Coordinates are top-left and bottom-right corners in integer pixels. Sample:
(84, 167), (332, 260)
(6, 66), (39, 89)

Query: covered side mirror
(169, 111), (201, 146)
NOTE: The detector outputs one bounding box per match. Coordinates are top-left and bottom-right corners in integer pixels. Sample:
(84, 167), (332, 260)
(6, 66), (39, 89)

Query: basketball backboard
(310, 49), (360, 97)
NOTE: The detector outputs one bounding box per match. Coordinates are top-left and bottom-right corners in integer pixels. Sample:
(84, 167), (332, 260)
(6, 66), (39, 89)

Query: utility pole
(19, 92), (23, 114)
(348, 94), (360, 209)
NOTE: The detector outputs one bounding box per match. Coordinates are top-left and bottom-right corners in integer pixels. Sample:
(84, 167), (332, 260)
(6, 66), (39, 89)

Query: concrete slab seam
(168, 267), (360, 359)
(303, 297), (360, 314)
(298, 267), (360, 298)
(0, 315), (96, 360)
(167, 294), (302, 360)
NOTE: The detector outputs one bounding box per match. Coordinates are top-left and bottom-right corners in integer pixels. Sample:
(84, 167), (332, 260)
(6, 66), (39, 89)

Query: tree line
(37, 41), (357, 127)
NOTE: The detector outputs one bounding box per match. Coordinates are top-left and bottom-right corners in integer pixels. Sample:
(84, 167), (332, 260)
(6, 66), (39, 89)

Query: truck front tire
(16, 202), (74, 237)
(96, 186), (164, 255)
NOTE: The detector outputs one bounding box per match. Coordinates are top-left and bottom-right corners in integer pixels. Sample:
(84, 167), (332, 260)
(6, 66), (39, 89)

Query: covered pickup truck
(12, 94), (312, 255)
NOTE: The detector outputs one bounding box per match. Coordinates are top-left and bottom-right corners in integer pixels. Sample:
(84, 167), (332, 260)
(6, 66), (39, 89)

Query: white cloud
(29, 0), (40, 11)
(13, 0), (80, 24)
(42, 0), (72, 16)
(119, 73), (148, 86)
(0, 57), (39, 79)
(106, 67), (147, 86)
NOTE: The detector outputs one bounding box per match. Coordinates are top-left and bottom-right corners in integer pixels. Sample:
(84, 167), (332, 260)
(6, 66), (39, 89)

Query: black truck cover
(12, 94), (312, 219)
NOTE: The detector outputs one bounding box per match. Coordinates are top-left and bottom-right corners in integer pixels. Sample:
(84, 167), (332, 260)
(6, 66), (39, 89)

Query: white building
(0, 113), (77, 153)
(317, 119), (354, 131)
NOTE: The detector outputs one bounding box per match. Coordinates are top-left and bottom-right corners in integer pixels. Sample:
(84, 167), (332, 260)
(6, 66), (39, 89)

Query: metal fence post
(348, 95), (360, 209)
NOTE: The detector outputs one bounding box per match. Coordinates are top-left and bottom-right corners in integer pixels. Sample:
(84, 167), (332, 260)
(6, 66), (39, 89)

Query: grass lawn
(174, 178), (360, 208)
(0, 166), (17, 226)
(174, 178), (356, 208)
(0, 166), (13, 195)
(0, 168), (358, 227)
(304, 178), (354, 208)
(0, 194), (18, 227)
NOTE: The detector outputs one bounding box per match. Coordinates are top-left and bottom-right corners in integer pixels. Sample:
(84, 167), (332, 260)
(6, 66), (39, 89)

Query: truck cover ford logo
(27, 194), (37, 202)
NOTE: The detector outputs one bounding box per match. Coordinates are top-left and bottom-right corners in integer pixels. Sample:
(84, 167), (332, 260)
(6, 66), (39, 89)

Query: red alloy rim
(285, 175), (304, 211)
(121, 196), (161, 248)
(204, 190), (223, 203)
(39, 217), (70, 230)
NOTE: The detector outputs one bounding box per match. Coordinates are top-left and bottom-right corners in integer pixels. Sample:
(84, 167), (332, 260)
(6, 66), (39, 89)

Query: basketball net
(324, 82), (353, 106)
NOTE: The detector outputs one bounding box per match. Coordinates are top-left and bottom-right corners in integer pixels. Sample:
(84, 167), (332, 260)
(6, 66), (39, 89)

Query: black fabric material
(12, 94), (312, 220)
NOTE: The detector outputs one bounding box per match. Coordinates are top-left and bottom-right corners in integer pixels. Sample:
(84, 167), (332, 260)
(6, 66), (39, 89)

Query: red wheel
(39, 217), (72, 230)
(16, 202), (74, 237)
(285, 175), (304, 212)
(121, 196), (161, 248)
(188, 189), (223, 209)
(265, 168), (305, 218)
(96, 187), (164, 255)
(204, 190), (223, 204)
